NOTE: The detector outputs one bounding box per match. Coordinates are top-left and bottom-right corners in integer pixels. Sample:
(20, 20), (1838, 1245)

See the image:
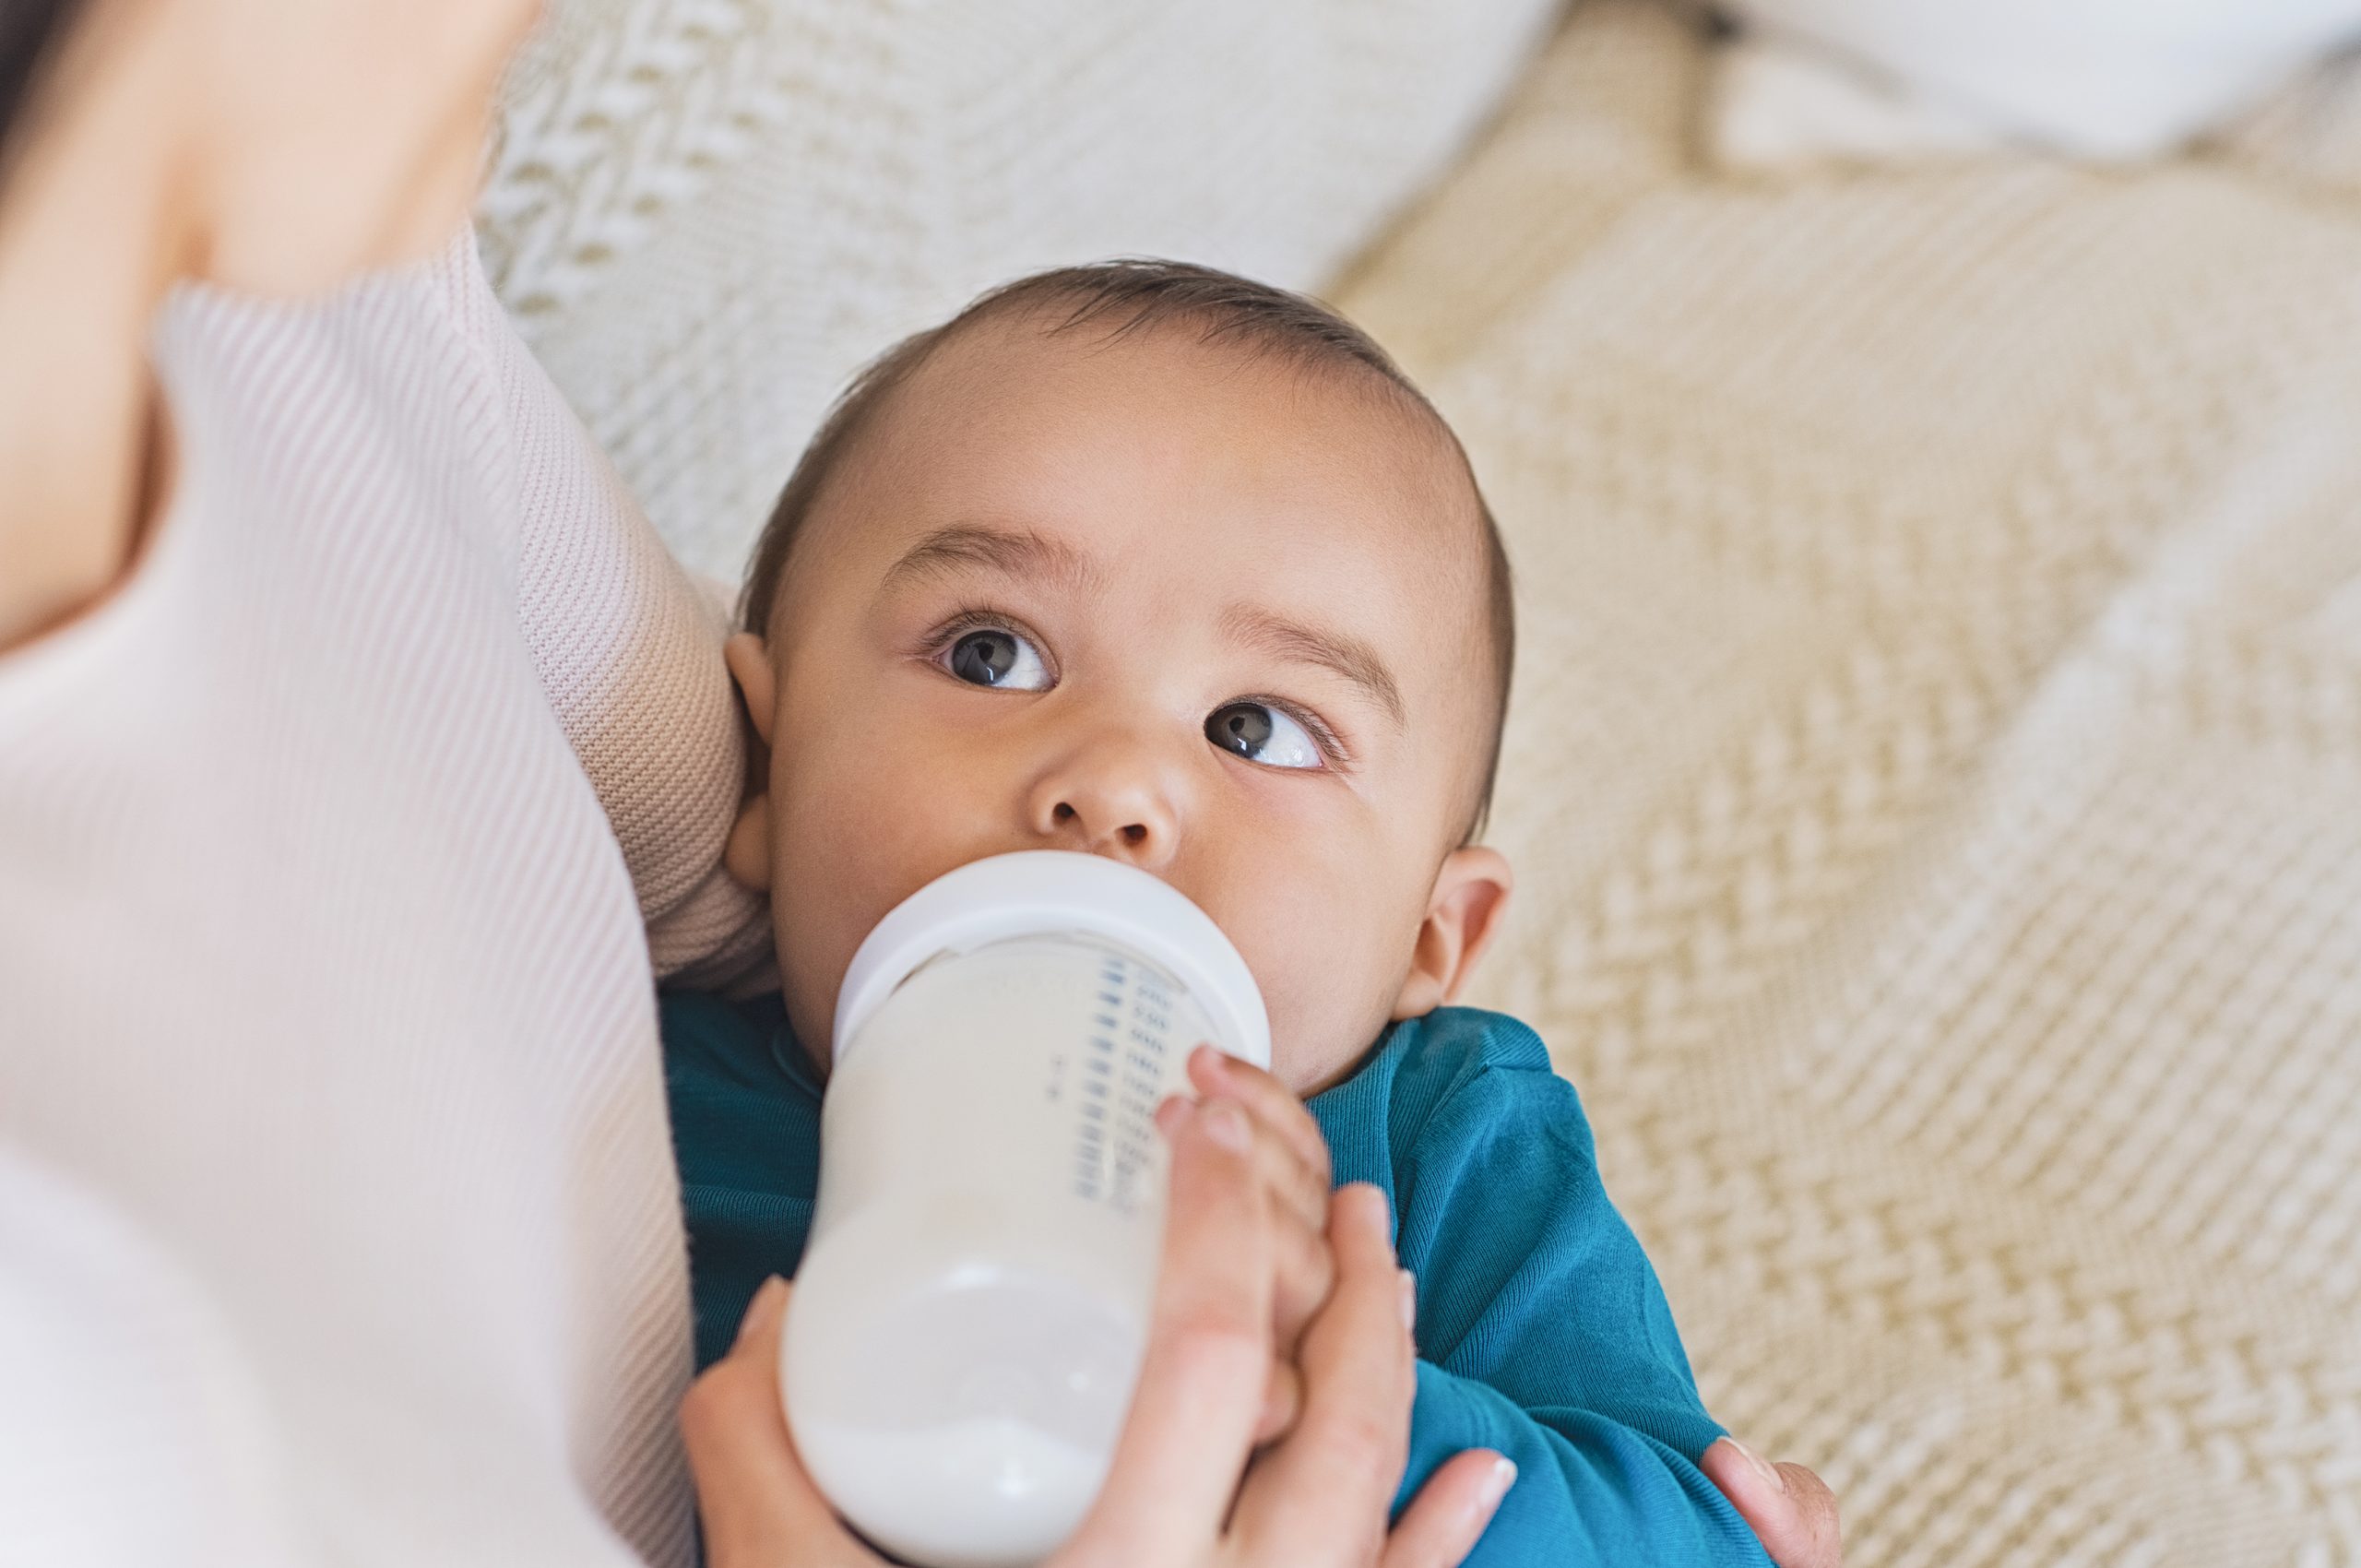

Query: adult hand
(1702, 1437), (1843, 1568)
(1158, 1044), (1335, 1442)
(681, 1097), (1513, 1568)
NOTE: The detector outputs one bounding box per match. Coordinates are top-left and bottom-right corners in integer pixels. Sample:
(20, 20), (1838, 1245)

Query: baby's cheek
(768, 758), (918, 997)
(1228, 873), (1411, 1096)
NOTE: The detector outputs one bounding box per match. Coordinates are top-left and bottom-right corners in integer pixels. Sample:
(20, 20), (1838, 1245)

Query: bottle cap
(832, 851), (1271, 1069)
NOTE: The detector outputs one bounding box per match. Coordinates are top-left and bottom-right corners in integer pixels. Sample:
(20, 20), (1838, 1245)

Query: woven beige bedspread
(485, 1), (2361, 1559)
(1341, 7), (2361, 1562)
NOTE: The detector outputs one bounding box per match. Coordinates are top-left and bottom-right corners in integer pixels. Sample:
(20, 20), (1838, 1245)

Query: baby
(661, 262), (1771, 1564)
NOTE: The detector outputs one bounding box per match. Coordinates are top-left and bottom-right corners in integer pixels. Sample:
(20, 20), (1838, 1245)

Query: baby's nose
(1027, 734), (1180, 869)
(1050, 802), (1150, 850)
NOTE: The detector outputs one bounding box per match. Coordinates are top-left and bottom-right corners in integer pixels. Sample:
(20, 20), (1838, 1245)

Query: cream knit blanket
(483, 3), (2361, 1560)
(1341, 8), (2361, 1563)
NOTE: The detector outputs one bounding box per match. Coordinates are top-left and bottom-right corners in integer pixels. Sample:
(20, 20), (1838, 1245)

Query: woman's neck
(0, 7), (187, 651)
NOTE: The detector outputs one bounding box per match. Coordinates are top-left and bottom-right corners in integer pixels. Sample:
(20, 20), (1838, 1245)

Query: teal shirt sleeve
(1313, 1009), (1770, 1566)
(659, 989), (825, 1372)
(1405, 1364), (1762, 1563)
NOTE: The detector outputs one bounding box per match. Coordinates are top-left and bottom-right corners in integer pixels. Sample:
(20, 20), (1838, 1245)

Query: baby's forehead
(877, 312), (1483, 559)
(906, 322), (1465, 593)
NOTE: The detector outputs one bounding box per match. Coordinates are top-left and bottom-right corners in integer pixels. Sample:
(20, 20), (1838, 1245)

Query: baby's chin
(1262, 989), (1414, 1098)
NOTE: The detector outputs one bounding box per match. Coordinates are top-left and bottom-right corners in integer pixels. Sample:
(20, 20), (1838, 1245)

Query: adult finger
(679, 1277), (884, 1568)
(1154, 1076), (1327, 1250)
(1247, 1112), (1335, 1244)
(1252, 1360), (1305, 1446)
(1700, 1439), (1843, 1568)
(1189, 1046), (1335, 1205)
(1149, 1090), (1327, 1340)
(1228, 1183), (1416, 1566)
(1266, 1194), (1338, 1353)
(1136, 1123), (1315, 1444)
(1056, 1098), (1275, 1568)
(1381, 1448), (1518, 1568)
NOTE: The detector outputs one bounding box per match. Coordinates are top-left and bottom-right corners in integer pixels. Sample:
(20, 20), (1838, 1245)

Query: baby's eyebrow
(1221, 604), (1406, 729)
(883, 524), (1104, 596)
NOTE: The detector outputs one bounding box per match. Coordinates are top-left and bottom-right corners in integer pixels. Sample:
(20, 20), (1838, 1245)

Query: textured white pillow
(483, 0), (1560, 579)
(1726, 0), (2361, 158)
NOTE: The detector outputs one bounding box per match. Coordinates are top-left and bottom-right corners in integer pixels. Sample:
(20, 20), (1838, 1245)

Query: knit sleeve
(1388, 1027), (1770, 1564)
(447, 232), (772, 987)
(1399, 1363), (1765, 1564)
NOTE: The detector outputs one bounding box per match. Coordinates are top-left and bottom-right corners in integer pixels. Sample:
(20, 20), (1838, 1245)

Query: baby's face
(739, 318), (1507, 1094)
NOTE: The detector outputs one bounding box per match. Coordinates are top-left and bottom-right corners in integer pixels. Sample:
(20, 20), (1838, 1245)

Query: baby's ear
(724, 632), (778, 745)
(1392, 845), (1513, 1020)
(722, 633), (777, 892)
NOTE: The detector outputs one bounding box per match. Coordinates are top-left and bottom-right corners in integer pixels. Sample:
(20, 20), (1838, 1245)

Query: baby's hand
(1156, 1044), (1337, 1443)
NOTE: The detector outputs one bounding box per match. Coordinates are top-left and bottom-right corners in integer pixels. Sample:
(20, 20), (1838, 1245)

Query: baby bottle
(781, 850), (1271, 1568)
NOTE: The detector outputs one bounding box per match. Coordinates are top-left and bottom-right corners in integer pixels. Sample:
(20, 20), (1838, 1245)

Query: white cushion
(1726, 0), (2361, 158)
(484, 0), (1560, 578)
(1710, 32), (2006, 172)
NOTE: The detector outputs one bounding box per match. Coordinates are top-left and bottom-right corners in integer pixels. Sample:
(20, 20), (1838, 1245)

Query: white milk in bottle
(783, 851), (1270, 1568)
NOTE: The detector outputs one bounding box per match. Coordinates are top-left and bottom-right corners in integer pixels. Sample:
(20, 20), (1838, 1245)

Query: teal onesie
(660, 992), (1770, 1565)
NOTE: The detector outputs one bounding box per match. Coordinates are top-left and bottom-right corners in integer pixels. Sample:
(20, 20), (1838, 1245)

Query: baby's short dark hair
(740, 258), (1514, 840)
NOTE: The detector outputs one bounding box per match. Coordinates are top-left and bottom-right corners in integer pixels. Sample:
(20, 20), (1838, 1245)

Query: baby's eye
(1205, 702), (1323, 770)
(943, 627), (1051, 691)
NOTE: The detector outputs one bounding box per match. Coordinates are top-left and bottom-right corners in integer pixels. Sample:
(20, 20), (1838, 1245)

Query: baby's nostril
(1053, 802), (1076, 824)
(1121, 825), (1147, 847)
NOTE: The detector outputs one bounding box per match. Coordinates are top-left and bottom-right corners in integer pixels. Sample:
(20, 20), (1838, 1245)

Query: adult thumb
(1700, 1438), (1841, 1568)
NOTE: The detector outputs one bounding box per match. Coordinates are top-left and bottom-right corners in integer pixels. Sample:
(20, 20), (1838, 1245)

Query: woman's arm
(449, 232), (772, 985)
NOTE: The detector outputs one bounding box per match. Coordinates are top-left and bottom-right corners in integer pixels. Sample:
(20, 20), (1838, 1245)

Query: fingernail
(735, 1276), (786, 1348)
(1731, 1438), (1786, 1498)
(1477, 1455), (1517, 1513)
(1202, 1099), (1252, 1152)
(1397, 1269), (1418, 1332)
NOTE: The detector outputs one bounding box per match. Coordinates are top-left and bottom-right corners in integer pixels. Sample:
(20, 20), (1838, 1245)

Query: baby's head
(724, 262), (1514, 1094)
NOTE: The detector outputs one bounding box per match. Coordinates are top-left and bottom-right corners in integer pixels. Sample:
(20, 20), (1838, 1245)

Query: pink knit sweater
(0, 231), (758, 1566)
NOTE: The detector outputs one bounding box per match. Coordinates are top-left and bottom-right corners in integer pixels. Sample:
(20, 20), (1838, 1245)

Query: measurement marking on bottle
(1073, 950), (1193, 1213)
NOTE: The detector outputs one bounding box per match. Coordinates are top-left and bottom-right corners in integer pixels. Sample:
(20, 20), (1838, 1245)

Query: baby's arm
(1390, 1041), (1773, 1565)
(445, 230), (771, 986)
